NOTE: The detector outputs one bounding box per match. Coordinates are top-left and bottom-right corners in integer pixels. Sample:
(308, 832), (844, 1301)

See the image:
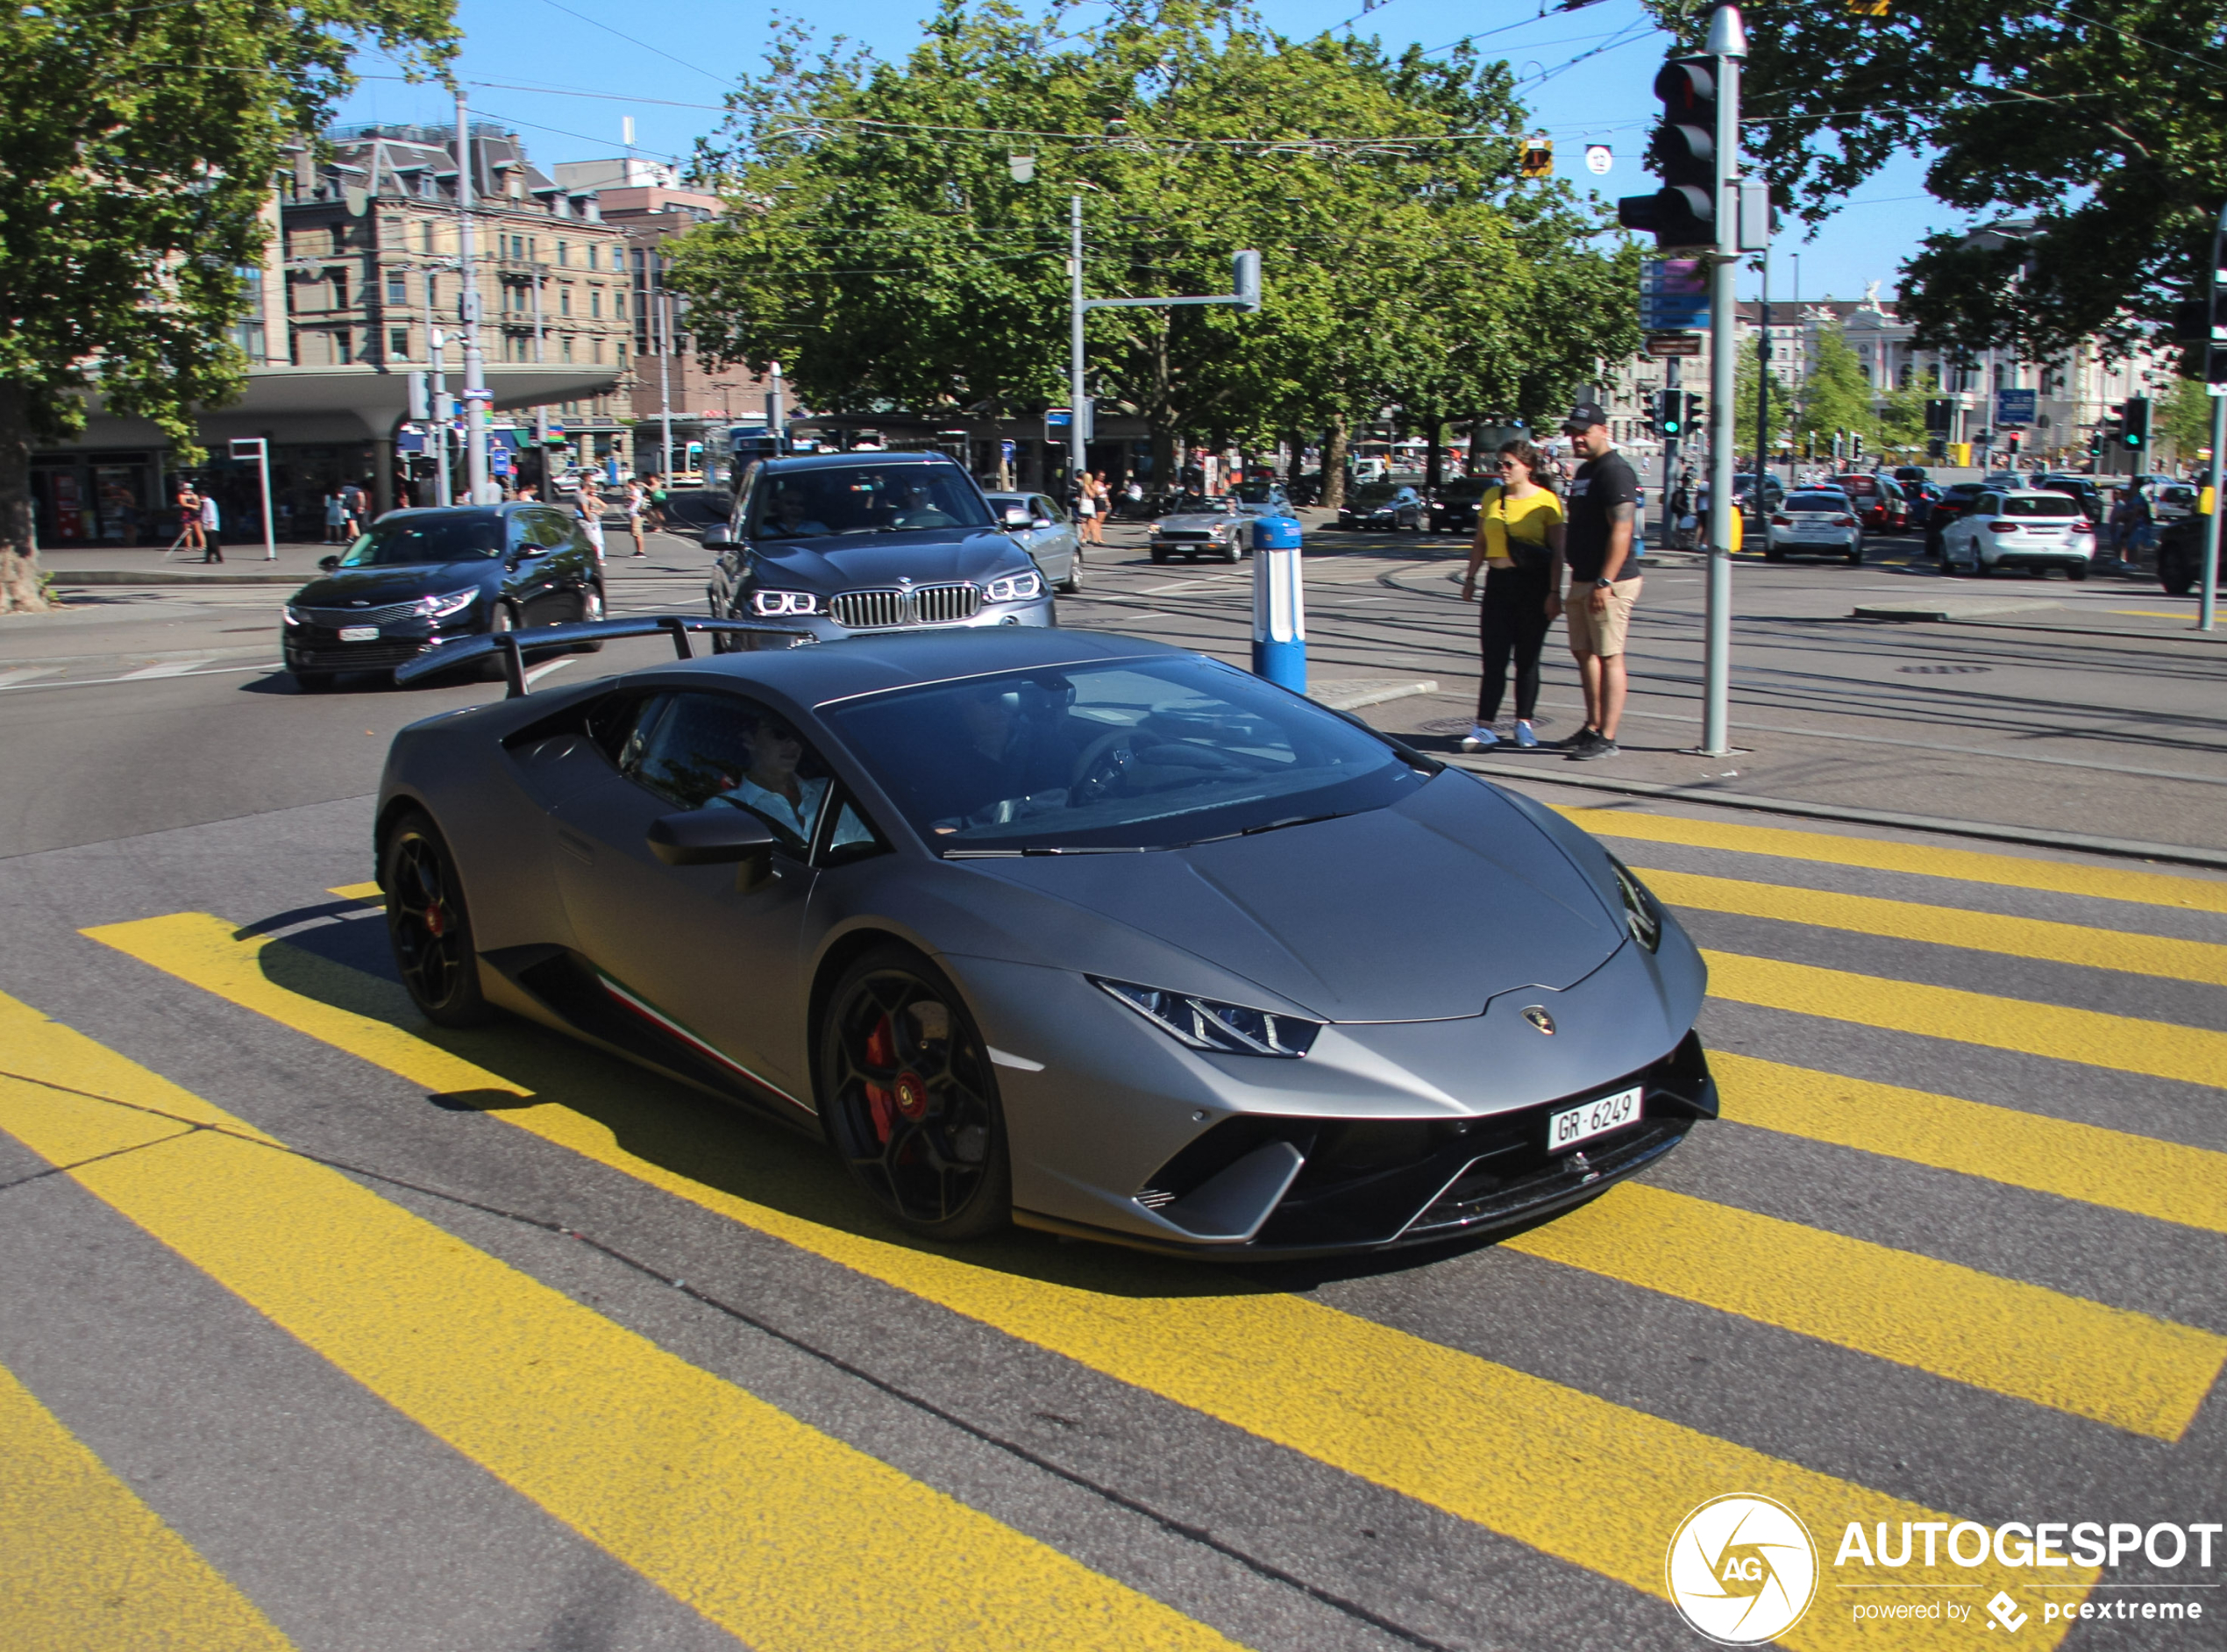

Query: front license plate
(1549, 1085), (1642, 1152)
(338, 625), (380, 642)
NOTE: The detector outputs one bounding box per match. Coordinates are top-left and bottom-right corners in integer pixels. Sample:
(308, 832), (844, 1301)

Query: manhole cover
(1896, 664), (1992, 674)
(1418, 715), (1561, 735)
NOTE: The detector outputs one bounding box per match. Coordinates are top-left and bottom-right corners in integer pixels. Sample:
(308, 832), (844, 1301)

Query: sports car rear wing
(393, 615), (820, 697)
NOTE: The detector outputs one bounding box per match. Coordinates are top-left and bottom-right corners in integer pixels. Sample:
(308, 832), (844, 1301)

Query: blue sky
(334, 0), (1952, 310)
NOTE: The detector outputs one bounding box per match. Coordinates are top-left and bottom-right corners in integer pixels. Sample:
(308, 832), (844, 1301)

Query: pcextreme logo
(1666, 1494), (1821, 1645)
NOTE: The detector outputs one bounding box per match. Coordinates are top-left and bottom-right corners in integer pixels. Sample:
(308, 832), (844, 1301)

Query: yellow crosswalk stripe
(1646, 867), (2227, 986)
(1562, 807), (2227, 914)
(0, 991), (1245, 1652)
(0, 1357), (295, 1651)
(1715, 1051), (2227, 1236)
(1503, 1182), (2224, 1439)
(328, 881), (381, 901)
(1704, 951), (2227, 1089)
(84, 911), (2093, 1649)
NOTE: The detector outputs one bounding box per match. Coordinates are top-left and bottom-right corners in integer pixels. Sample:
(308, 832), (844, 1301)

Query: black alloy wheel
(381, 809), (494, 1027)
(819, 946), (1010, 1239)
(478, 602), (520, 681)
(574, 582), (607, 652)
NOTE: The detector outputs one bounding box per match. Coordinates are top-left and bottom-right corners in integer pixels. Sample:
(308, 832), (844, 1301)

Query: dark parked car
(1891, 466), (1930, 488)
(2156, 514), (2227, 595)
(1339, 482), (1425, 532)
(705, 452), (1053, 640)
(1731, 473), (1785, 515)
(1832, 473), (1909, 532)
(1924, 483), (1988, 558)
(1429, 475), (1491, 534)
(281, 503), (606, 691)
(2033, 474), (2104, 527)
(380, 623), (1714, 1254)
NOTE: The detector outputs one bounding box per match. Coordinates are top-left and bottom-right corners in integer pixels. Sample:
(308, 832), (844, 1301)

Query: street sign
(1584, 144), (1612, 175)
(1640, 258), (1711, 331)
(1646, 333), (1704, 357)
(1995, 388), (2037, 428)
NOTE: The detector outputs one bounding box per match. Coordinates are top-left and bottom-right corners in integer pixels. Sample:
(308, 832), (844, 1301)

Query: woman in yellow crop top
(1457, 439), (1566, 750)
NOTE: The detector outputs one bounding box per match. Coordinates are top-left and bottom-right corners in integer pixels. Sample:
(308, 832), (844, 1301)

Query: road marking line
(1503, 1182), (2224, 1440)
(2107, 610), (2195, 619)
(328, 881), (382, 901)
(1703, 951), (2227, 1089)
(0, 666), (64, 689)
(523, 658), (573, 685)
(0, 1357), (295, 1651)
(1714, 1050), (2227, 1235)
(87, 913), (2089, 1648)
(0, 991), (1245, 1652)
(1564, 807), (2227, 914)
(1645, 867), (2227, 986)
(117, 661), (201, 679)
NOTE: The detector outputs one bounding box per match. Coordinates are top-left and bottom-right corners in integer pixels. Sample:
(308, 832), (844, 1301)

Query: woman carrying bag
(1458, 439), (1565, 751)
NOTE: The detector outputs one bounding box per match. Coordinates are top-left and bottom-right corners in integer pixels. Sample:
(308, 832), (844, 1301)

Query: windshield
(1785, 495), (1849, 512)
(1232, 482), (1278, 503)
(1837, 477), (1878, 495)
(2002, 495), (2078, 517)
(1349, 483), (1397, 506)
(829, 656), (1436, 853)
(338, 515), (503, 566)
(748, 464), (993, 538)
(1439, 477), (1487, 502)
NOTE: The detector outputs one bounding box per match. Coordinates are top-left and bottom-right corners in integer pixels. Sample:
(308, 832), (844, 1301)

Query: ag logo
(1665, 1494), (1819, 1644)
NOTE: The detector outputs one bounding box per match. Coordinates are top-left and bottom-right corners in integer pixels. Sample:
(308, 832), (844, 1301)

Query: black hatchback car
(282, 503), (604, 689)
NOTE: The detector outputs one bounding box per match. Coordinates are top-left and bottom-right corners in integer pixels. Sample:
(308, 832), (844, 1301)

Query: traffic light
(2123, 395), (2151, 450)
(1683, 391), (1704, 430)
(1616, 56), (1717, 251)
(1851, 431), (1864, 459)
(1519, 136), (1554, 180)
(1925, 397), (1953, 433)
(1657, 389), (1683, 438)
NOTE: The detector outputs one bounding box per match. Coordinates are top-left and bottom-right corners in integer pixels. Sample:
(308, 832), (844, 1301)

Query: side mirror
(1001, 505), (1030, 527)
(1032, 515), (1056, 529)
(317, 555), (340, 572)
(648, 806), (777, 865)
(701, 523), (734, 549)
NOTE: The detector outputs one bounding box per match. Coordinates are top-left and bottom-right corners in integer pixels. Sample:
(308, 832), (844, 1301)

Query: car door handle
(557, 828), (596, 864)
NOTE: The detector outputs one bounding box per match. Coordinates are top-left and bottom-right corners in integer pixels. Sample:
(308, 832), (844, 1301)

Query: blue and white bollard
(1250, 513), (1306, 692)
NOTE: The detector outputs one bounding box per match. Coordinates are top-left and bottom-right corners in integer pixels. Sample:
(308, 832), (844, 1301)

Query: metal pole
(1661, 356), (1681, 550)
(658, 280), (673, 483)
(430, 325), (452, 507)
(1069, 194), (1086, 495)
(2204, 390), (2223, 633)
(255, 440), (274, 560)
(1754, 246), (1771, 495)
(532, 268), (549, 501)
(455, 89), (491, 504)
(1699, 5), (1743, 757)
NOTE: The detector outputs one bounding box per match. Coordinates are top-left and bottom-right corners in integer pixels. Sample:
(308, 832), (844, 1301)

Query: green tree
(1733, 334), (1794, 459)
(1794, 324), (1876, 453)
(0, 0), (459, 612)
(1876, 383), (1929, 454)
(666, 0), (1635, 504)
(1640, 0), (2227, 368)
(2161, 376), (2216, 460)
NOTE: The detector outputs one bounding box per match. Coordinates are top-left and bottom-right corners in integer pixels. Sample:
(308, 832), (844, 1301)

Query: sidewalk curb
(1448, 757), (2227, 872)
(53, 571), (304, 587)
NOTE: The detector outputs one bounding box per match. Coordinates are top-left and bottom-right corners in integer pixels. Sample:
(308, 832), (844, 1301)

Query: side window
(533, 509), (577, 550)
(586, 692), (658, 764)
(625, 692), (833, 853)
(817, 789), (891, 869)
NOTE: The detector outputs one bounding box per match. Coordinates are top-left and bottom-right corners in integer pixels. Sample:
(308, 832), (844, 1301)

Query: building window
(593, 337), (603, 363)
(617, 342), (627, 367)
(615, 289), (626, 319)
(385, 269), (406, 305)
(587, 245), (599, 270)
(561, 334), (573, 362)
(391, 328), (409, 360)
(590, 288), (601, 318)
(331, 270), (348, 310)
(335, 328), (352, 364)
(559, 287), (571, 317)
(422, 221), (436, 253)
(557, 242), (568, 267)
(331, 224), (346, 254)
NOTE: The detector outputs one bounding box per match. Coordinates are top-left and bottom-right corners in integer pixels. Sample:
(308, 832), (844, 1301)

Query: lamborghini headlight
(1608, 855), (1663, 952)
(1092, 978), (1320, 1057)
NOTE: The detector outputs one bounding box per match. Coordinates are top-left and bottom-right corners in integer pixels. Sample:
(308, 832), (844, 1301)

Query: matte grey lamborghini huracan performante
(375, 626), (1714, 1257)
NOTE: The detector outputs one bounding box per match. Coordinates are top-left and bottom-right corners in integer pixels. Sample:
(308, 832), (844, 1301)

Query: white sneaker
(1458, 726), (1499, 751)
(1513, 722), (1540, 749)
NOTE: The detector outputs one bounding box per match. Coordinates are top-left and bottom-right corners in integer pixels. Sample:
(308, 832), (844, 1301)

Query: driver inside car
(888, 482), (955, 530)
(762, 491), (831, 538)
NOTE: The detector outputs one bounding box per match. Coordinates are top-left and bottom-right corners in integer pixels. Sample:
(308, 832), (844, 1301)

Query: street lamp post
(455, 89), (493, 504)
(1698, 3), (1748, 758)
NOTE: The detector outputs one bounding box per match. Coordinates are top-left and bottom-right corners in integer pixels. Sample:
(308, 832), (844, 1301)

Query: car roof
(623, 626), (1188, 712)
(1997, 490), (2080, 503)
(759, 450), (966, 475)
(375, 504), (537, 523)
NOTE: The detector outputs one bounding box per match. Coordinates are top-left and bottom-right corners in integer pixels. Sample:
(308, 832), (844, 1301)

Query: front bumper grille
(829, 583), (983, 630)
(288, 637), (435, 670)
(295, 600), (427, 627)
(1132, 1029), (1717, 1255)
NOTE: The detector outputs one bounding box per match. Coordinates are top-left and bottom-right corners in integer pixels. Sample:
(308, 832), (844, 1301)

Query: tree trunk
(1280, 430), (1304, 487)
(1466, 414), (1487, 475)
(1321, 415), (1350, 511)
(0, 383), (51, 614)
(1424, 422), (1443, 494)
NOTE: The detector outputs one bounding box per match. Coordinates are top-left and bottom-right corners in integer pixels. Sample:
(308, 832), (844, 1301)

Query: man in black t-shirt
(1556, 402), (1641, 759)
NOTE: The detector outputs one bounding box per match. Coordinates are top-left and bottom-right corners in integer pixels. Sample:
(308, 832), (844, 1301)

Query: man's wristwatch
(1593, 577), (1613, 589)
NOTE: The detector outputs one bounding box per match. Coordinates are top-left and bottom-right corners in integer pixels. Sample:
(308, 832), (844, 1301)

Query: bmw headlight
(1093, 978), (1320, 1057)
(420, 589), (478, 620)
(751, 589), (821, 616)
(984, 570), (1043, 602)
(1608, 855), (1663, 951)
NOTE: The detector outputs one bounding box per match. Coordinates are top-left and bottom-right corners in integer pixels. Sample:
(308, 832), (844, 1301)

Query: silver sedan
(985, 491), (1083, 593)
(1762, 490), (1865, 565)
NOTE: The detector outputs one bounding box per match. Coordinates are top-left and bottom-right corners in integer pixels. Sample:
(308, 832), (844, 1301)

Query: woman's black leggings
(1477, 563), (1555, 723)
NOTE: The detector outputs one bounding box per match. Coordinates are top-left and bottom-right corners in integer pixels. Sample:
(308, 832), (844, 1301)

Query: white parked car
(1762, 489), (1863, 565)
(1939, 489), (2096, 580)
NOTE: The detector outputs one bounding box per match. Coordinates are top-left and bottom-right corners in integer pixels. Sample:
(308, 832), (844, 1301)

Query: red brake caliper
(863, 1015), (896, 1144)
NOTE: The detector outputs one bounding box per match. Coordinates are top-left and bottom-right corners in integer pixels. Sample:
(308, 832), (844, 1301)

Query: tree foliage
(1642, 0), (2227, 367)
(0, 0), (459, 610)
(1793, 324), (1876, 449)
(666, 0), (1638, 491)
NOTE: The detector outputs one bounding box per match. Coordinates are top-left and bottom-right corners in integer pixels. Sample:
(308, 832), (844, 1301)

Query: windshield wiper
(1171, 811), (1348, 849)
(943, 844), (1147, 858)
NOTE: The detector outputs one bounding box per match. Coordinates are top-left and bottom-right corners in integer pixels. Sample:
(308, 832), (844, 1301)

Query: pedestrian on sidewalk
(623, 477), (648, 557)
(340, 479), (367, 540)
(322, 489), (344, 545)
(1457, 439), (1563, 751)
(198, 489), (223, 562)
(1556, 402), (1642, 761)
(174, 481), (205, 557)
(573, 480), (607, 559)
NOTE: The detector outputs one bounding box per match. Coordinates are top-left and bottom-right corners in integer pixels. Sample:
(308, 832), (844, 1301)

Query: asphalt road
(2, 523), (2223, 1649)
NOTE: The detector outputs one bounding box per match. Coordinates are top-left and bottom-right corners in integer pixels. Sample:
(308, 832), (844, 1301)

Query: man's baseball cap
(1562, 402), (1608, 432)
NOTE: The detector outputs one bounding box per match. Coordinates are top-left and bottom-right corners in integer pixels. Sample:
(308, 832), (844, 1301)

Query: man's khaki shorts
(1565, 576), (1642, 657)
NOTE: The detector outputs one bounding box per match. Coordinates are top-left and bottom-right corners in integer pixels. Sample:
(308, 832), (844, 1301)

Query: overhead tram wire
(535, 0), (736, 88)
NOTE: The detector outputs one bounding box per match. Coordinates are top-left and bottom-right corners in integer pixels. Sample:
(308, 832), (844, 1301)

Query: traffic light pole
(2203, 200), (2227, 634)
(1699, 6), (1744, 758)
(1661, 358), (1682, 549)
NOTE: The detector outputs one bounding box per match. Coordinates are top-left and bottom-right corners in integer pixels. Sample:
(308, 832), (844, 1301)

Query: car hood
(1155, 511), (1244, 532)
(964, 775), (1623, 1022)
(751, 529), (1027, 588)
(288, 562), (497, 606)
